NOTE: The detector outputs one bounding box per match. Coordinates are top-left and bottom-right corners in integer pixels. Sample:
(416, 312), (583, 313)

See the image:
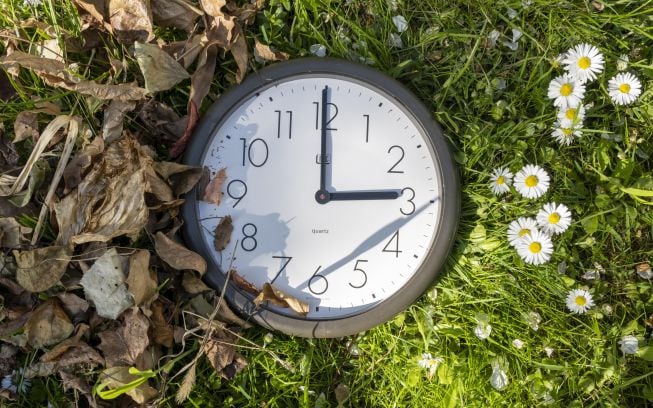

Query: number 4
(382, 231), (402, 258)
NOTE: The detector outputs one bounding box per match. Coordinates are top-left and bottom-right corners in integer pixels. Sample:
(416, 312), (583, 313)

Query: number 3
(400, 187), (415, 215)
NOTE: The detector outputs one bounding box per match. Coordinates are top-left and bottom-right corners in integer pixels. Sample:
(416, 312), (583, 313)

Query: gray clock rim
(181, 57), (460, 338)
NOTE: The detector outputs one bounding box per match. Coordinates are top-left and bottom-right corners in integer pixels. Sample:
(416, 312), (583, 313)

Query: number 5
(350, 260), (368, 288)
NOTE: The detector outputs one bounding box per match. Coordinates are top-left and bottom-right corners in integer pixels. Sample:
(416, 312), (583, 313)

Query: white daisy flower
(544, 346), (554, 357)
(489, 167), (513, 195)
(507, 217), (539, 247)
(551, 121), (583, 145)
(526, 311), (541, 331)
(474, 321), (492, 340)
(556, 104), (586, 128)
(616, 54), (629, 71)
(512, 339), (525, 349)
(608, 72), (642, 105)
(514, 165), (550, 199)
(619, 335), (639, 355)
(536, 202), (572, 235)
(516, 230), (553, 265)
(417, 353), (443, 378)
(490, 360), (509, 391)
(563, 43), (604, 83)
(547, 74), (585, 108)
(565, 288), (594, 314)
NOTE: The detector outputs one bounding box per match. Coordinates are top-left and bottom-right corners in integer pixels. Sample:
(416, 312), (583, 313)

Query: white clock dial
(195, 75), (443, 319)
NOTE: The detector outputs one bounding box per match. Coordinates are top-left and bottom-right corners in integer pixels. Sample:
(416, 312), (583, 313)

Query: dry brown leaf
(203, 167), (226, 205)
(134, 42), (190, 93)
(73, 0), (113, 33)
(125, 249), (157, 307)
(98, 308), (150, 367)
(201, 329), (247, 379)
(0, 126), (19, 172)
(163, 34), (207, 69)
(0, 217), (31, 248)
(25, 337), (103, 378)
(182, 271), (211, 294)
(231, 24), (249, 83)
(200, 0), (226, 17)
(54, 136), (150, 245)
(152, 161), (203, 196)
(0, 51), (148, 101)
(56, 292), (90, 321)
(151, 0), (203, 32)
(98, 366), (157, 404)
(107, 0), (154, 44)
(229, 270), (259, 296)
(79, 248), (134, 319)
(226, 0), (265, 25)
(59, 371), (98, 408)
(145, 165), (175, 203)
(138, 100), (188, 142)
(254, 39), (289, 62)
(13, 245), (71, 292)
(101, 99), (135, 143)
(0, 69), (17, 102)
(25, 299), (74, 348)
(253, 283), (309, 316)
(214, 215), (233, 251)
(169, 93), (200, 158)
(63, 136), (104, 193)
(154, 231), (206, 275)
(12, 111), (39, 143)
(150, 300), (174, 347)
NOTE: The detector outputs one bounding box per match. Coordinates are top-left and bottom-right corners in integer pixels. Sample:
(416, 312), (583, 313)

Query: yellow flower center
(619, 83), (631, 94)
(529, 242), (542, 253)
(518, 228), (530, 237)
(562, 128), (572, 136)
(496, 175), (505, 185)
(574, 296), (587, 306)
(578, 56), (591, 69)
(548, 212), (561, 224)
(559, 83), (573, 96)
(565, 108), (577, 120)
(525, 175), (538, 187)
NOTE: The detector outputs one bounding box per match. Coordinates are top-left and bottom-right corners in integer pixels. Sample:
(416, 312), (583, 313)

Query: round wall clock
(182, 58), (459, 338)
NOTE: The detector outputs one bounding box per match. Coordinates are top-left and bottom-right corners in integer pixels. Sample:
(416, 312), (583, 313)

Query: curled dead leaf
(0, 51), (148, 101)
(152, 161), (203, 196)
(182, 271), (211, 294)
(214, 215), (233, 251)
(101, 99), (136, 143)
(98, 308), (150, 367)
(138, 100), (188, 142)
(200, 0), (226, 17)
(151, 0), (203, 32)
(107, 0), (154, 44)
(150, 300), (174, 347)
(13, 245), (72, 292)
(201, 329), (248, 379)
(24, 337), (103, 378)
(0, 217), (31, 249)
(254, 39), (289, 62)
(253, 283), (309, 316)
(134, 42), (190, 93)
(203, 167), (226, 205)
(154, 231), (206, 275)
(54, 136), (150, 245)
(126, 249), (157, 307)
(79, 248), (134, 320)
(73, 0), (113, 33)
(12, 111), (39, 143)
(63, 136), (104, 193)
(229, 269), (259, 296)
(25, 299), (74, 348)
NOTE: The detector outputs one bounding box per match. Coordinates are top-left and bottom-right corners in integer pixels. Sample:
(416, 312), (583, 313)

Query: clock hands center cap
(315, 189), (331, 205)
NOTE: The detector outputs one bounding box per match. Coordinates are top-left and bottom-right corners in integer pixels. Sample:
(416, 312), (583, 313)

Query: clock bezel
(182, 58), (459, 338)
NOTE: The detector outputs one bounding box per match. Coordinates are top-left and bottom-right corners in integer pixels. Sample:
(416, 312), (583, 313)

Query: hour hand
(328, 190), (401, 201)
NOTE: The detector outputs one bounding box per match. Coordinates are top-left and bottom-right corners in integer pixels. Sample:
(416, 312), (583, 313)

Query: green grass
(1, 0), (652, 406)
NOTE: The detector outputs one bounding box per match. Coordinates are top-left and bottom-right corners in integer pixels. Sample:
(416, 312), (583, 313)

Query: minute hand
(319, 86), (329, 191)
(329, 191), (400, 201)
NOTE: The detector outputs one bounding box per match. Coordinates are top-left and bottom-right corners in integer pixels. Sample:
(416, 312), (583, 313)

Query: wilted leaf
(201, 329), (247, 379)
(134, 42), (190, 93)
(230, 270), (259, 296)
(214, 215), (233, 251)
(0, 217), (31, 248)
(0, 311), (30, 347)
(0, 126), (19, 172)
(54, 136), (150, 245)
(7, 160), (49, 208)
(59, 371), (98, 408)
(230, 24), (249, 83)
(169, 99), (199, 158)
(12, 111), (39, 144)
(24, 337), (104, 377)
(151, 0), (203, 32)
(125, 249), (157, 307)
(150, 300), (173, 347)
(154, 231), (206, 275)
(97, 366), (157, 403)
(101, 99), (135, 143)
(63, 136), (104, 193)
(0, 69), (17, 101)
(138, 100), (188, 141)
(80, 248), (134, 320)
(253, 283), (309, 316)
(254, 39), (289, 62)
(13, 245), (71, 292)
(73, 0), (113, 33)
(163, 34), (206, 69)
(25, 299), (74, 348)
(200, 0), (226, 17)
(98, 308), (149, 366)
(182, 271), (211, 294)
(57, 292), (90, 322)
(107, 0), (154, 44)
(152, 161), (202, 196)
(0, 51), (148, 101)
(203, 167), (226, 205)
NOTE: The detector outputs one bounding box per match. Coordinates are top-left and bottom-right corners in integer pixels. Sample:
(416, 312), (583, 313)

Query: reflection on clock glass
(196, 75), (443, 319)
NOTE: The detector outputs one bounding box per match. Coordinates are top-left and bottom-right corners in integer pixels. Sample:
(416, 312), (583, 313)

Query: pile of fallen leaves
(0, 0), (291, 405)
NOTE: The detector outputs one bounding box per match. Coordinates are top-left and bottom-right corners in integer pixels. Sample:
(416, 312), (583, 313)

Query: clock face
(183, 59), (459, 336)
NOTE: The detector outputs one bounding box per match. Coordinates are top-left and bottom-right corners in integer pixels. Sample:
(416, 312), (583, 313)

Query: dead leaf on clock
(154, 231), (207, 275)
(229, 270), (259, 296)
(203, 167), (226, 205)
(254, 39), (289, 62)
(253, 283), (309, 316)
(214, 215), (233, 251)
